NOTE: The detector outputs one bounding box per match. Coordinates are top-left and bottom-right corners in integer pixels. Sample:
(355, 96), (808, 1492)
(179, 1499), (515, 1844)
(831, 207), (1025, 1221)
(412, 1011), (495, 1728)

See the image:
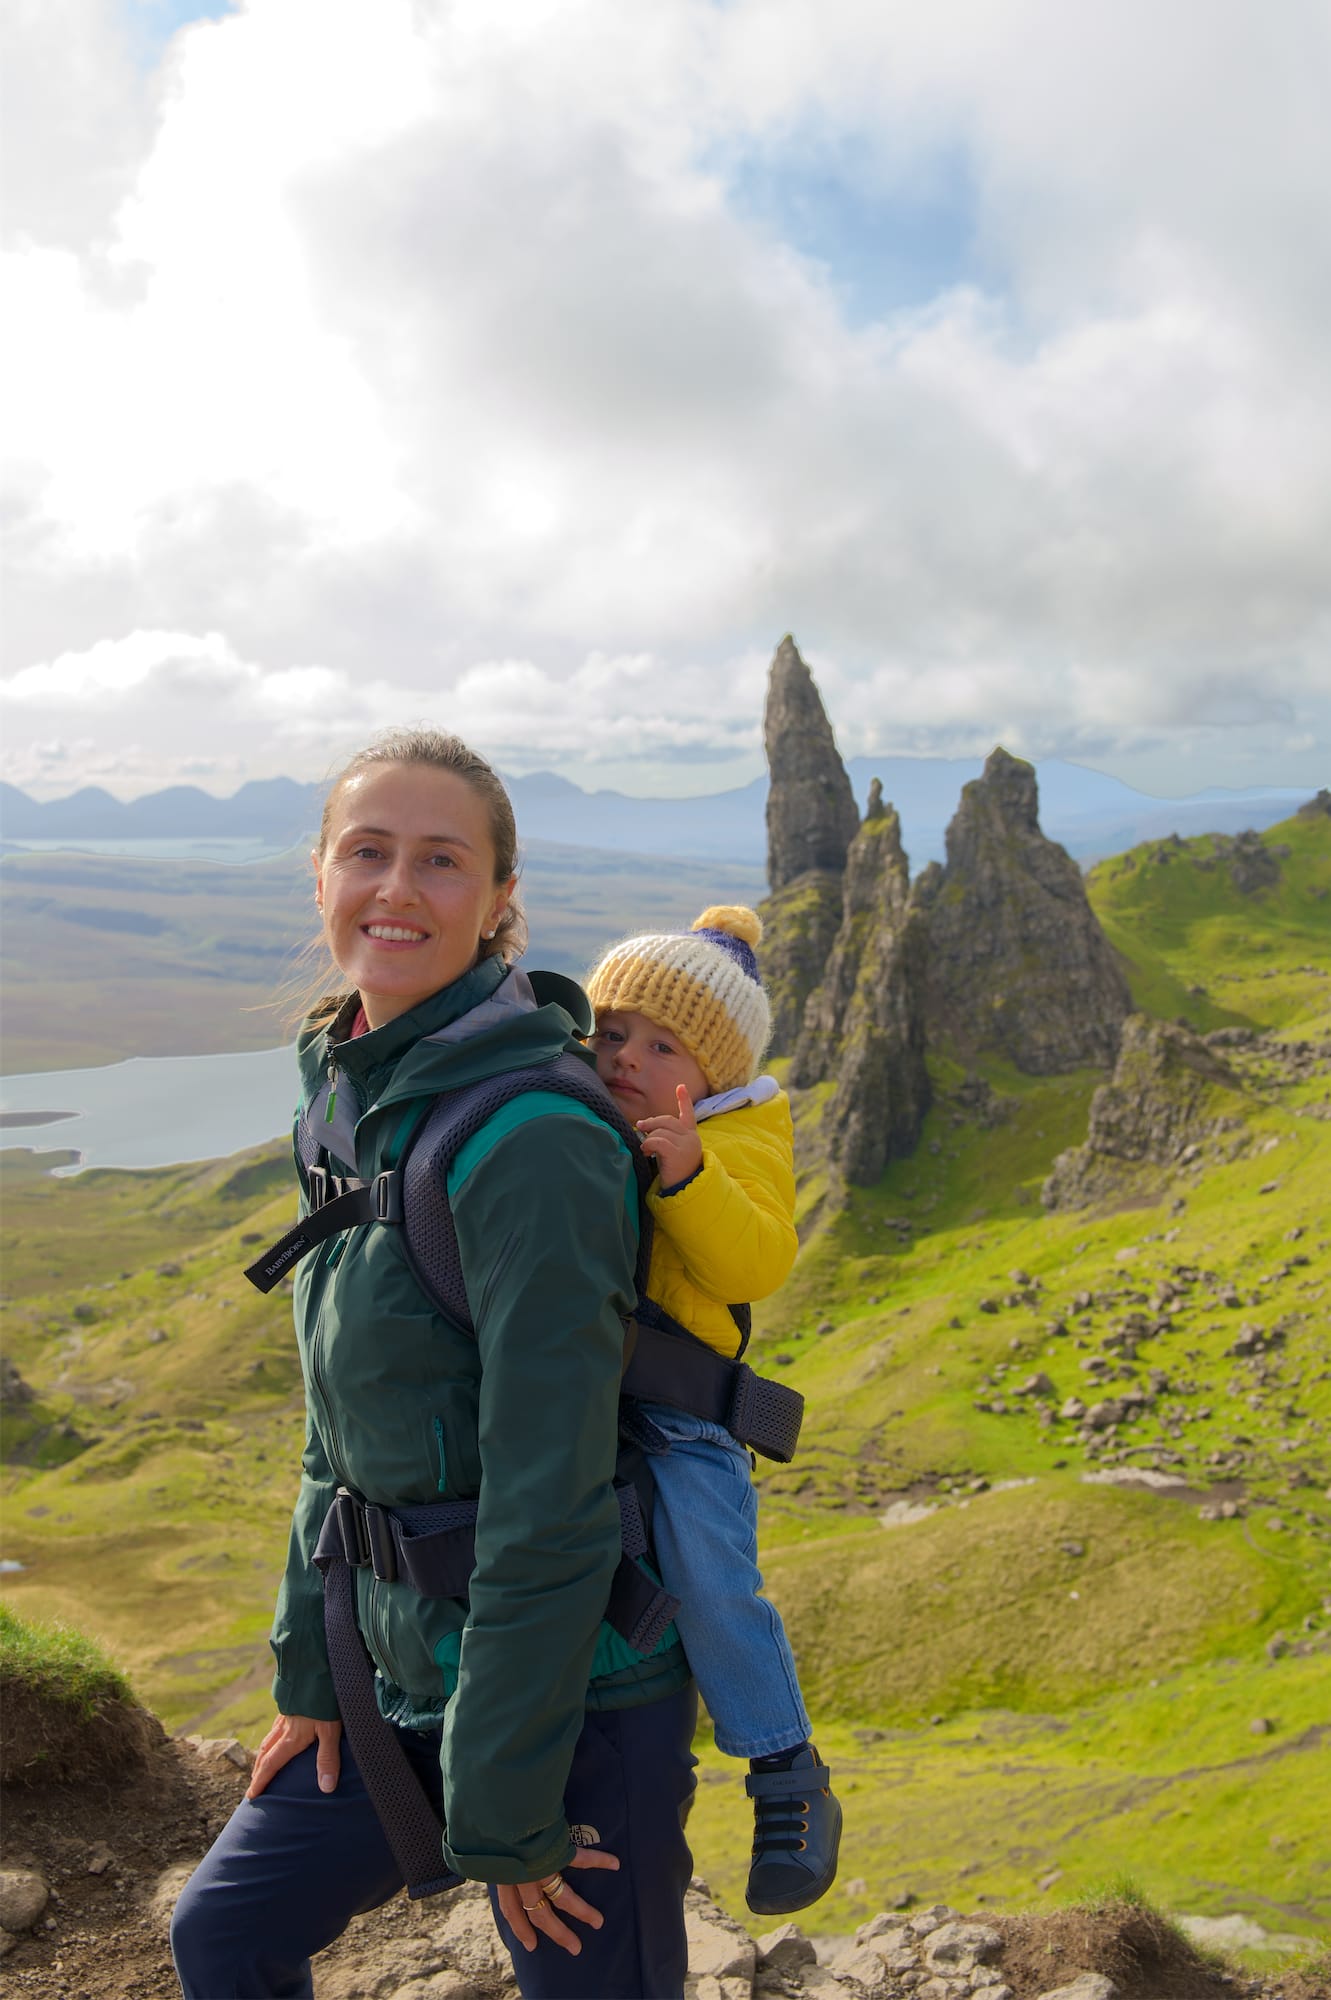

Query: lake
(0, 1046), (297, 1173)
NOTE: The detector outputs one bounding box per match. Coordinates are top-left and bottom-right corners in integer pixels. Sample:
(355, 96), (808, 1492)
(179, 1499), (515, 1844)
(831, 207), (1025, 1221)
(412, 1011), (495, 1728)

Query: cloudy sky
(3, 0), (1329, 801)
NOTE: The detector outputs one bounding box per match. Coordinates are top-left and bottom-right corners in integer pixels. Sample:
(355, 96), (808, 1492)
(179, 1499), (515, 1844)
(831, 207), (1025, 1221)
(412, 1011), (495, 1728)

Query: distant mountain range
(0, 762), (1315, 871)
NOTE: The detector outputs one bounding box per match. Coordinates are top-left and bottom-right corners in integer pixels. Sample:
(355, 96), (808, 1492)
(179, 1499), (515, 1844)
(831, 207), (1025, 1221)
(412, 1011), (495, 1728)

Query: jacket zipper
(433, 1415), (447, 1493)
(324, 1051), (340, 1125)
(307, 1285), (347, 1478)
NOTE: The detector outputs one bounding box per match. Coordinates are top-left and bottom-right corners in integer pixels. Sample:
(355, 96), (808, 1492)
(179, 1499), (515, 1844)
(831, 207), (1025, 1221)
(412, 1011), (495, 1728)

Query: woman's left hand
(496, 1847), (620, 1957)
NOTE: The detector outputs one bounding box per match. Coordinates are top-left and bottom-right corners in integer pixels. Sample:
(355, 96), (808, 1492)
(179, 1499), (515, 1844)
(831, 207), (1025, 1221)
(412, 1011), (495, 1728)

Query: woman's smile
(362, 921), (431, 945)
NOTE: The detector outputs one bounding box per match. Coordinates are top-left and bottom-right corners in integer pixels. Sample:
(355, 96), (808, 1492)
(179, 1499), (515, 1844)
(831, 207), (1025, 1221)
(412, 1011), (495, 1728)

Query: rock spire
(918, 748), (1132, 1074)
(757, 637), (860, 1052)
(763, 635), (860, 891)
(791, 790), (930, 1181)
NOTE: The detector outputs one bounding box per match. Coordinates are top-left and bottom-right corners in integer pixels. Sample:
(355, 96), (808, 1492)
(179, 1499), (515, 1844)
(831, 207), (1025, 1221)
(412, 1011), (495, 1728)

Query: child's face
(592, 1010), (709, 1121)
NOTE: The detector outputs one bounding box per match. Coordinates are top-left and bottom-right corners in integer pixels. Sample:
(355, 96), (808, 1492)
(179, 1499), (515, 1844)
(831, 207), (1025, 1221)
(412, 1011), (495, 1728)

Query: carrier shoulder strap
(244, 1045), (653, 1300)
(399, 1049), (656, 1332)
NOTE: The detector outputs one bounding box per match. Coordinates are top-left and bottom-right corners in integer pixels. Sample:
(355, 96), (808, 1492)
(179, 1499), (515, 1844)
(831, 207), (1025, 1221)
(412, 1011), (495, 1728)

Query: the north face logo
(568, 1823), (601, 1847)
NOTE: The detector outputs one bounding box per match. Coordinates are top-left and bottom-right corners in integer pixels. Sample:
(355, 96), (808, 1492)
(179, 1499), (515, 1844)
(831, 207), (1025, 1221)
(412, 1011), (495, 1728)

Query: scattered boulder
(1210, 828), (1283, 895)
(685, 1877), (758, 1987)
(757, 1923), (818, 1975)
(182, 1734), (253, 1771)
(922, 1919), (1004, 1970)
(0, 1869), (49, 1932)
(0, 1355), (34, 1406)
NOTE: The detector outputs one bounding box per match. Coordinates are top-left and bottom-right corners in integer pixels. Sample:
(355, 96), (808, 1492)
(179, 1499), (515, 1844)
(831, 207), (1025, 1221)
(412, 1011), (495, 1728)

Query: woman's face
(315, 763), (515, 1030)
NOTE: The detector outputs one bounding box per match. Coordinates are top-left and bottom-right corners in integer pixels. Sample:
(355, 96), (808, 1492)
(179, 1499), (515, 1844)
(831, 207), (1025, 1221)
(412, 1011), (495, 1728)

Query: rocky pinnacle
(792, 791), (932, 1182)
(763, 635), (861, 893)
(920, 747), (1133, 1074)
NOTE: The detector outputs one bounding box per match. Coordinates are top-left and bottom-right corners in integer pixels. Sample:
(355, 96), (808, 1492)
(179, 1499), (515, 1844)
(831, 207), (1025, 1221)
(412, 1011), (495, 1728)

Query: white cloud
(1, 0), (1328, 799)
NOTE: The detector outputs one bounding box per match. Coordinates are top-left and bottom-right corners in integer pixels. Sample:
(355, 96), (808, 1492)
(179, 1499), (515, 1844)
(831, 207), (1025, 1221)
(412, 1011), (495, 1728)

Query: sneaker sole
(745, 1796), (843, 1916)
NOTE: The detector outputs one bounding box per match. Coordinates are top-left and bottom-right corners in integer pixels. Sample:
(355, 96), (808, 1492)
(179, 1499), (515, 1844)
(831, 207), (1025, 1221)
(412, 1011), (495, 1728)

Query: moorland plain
(1, 810), (1328, 1946)
(0, 840), (764, 1073)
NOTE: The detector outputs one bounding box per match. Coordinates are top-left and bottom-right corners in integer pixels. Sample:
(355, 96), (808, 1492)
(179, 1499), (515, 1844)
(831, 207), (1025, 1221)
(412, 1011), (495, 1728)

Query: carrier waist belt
(621, 1317), (805, 1465)
(313, 1482), (679, 1660)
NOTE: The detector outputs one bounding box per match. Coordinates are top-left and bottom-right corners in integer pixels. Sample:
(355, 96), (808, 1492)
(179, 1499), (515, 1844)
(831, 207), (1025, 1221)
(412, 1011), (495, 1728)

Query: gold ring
(521, 1896), (548, 1915)
(542, 1874), (567, 1899)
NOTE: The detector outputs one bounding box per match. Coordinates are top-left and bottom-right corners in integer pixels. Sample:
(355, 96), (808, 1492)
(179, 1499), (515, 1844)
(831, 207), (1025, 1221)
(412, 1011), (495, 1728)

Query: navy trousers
(171, 1683), (698, 2000)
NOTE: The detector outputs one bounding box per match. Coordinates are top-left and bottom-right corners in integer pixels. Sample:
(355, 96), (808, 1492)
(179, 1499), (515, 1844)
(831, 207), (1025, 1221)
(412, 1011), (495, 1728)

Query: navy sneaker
(745, 1745), (842, 1915)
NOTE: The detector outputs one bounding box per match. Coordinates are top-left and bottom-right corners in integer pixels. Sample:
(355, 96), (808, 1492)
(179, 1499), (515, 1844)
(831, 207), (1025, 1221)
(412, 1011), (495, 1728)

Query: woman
(170, 730), (697, 2000)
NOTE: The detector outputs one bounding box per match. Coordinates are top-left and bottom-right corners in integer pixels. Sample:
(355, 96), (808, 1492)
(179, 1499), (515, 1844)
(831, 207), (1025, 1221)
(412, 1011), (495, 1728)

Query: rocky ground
(1, 1724), (1325, 2000)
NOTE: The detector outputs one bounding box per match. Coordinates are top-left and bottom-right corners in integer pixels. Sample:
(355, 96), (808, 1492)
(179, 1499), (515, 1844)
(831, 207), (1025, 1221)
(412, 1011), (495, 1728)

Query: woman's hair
(286, 728), (527, 1026)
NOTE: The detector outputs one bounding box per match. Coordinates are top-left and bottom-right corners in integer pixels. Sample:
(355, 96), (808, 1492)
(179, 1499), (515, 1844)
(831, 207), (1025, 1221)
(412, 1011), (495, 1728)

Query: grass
(1075, 1874), (1160, 1915)
(0, 1600), (134, 1715)
(688, 1644), (1331, 1932)
(1087, 811), (1331, 1035)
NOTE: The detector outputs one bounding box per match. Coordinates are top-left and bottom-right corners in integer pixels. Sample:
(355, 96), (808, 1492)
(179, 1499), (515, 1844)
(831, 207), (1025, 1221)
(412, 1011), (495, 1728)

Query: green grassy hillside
(1086, 811), (1331, 1035)
(2, 809), (1327, 1938)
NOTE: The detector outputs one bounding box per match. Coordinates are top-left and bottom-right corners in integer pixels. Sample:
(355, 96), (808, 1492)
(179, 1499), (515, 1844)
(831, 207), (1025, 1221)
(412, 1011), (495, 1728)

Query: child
(585, 906), (842, 1917)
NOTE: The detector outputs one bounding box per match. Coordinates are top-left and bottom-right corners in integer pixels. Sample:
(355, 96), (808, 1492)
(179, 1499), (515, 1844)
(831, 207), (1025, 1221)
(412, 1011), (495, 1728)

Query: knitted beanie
(585, 906), (771, 1094)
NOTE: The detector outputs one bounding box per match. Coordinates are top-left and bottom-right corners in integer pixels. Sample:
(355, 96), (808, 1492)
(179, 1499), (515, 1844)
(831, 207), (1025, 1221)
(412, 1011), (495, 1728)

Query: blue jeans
(643, 1403), (811, 1759)
(171, 1685), (698, 2000)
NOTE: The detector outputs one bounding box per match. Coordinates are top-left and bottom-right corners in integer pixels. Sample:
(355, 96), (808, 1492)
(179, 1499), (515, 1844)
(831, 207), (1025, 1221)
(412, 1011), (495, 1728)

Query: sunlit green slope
(2, 808), (1327, 1935)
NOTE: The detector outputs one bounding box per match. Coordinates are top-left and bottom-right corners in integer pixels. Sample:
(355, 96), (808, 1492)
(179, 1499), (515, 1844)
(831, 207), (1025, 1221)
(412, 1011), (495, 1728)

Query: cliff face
(921, 748), (1132, 1074)
(758, 637), (860, 1053)
(791, 782), (931, 1182)
(1042, 1014), (1246, 1210)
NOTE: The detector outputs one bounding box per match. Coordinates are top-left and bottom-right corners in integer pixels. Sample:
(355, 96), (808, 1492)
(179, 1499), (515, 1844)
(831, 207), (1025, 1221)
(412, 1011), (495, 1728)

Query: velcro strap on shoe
(745, 1761), (831, 1798)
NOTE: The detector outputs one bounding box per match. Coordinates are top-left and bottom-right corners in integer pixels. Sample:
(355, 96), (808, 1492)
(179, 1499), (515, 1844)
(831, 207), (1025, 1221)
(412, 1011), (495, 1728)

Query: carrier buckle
(308, 1165), (330, 1211)
(363, 1504), (398, 1584)
(334, 1487), (370, 1567)
(372, 1171), (403, 1224)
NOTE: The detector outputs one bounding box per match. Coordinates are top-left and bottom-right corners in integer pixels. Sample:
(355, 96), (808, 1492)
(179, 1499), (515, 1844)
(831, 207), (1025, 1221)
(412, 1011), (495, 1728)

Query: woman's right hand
(246, 1713), (343, 1800)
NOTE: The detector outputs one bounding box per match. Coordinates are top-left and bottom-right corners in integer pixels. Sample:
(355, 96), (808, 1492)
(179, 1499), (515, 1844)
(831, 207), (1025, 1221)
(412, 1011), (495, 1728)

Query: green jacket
(269, 955), (688, 1883)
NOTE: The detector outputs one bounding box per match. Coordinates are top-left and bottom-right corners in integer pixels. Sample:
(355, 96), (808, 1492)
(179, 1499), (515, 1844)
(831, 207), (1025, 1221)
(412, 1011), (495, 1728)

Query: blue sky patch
(719, 134), (984, 325)
(123, 0), (235, 69)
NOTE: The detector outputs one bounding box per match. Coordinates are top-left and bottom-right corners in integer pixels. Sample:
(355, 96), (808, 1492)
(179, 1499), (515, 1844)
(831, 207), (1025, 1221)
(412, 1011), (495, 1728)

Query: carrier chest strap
(243, 1169), (401, 1293)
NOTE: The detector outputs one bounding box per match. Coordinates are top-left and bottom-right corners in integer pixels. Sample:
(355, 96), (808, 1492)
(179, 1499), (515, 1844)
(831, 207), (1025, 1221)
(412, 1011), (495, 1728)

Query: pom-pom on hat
(585, 904), (771, 1093)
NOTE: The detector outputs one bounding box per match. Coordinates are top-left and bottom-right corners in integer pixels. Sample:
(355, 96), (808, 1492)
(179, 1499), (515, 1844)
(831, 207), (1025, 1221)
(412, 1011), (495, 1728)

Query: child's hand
(637, 1085), (704, 1192)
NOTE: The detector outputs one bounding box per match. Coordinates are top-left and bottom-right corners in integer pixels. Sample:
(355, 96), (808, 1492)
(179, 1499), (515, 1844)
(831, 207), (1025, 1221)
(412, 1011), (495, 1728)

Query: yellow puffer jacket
(644, 1086), (797, 1358)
